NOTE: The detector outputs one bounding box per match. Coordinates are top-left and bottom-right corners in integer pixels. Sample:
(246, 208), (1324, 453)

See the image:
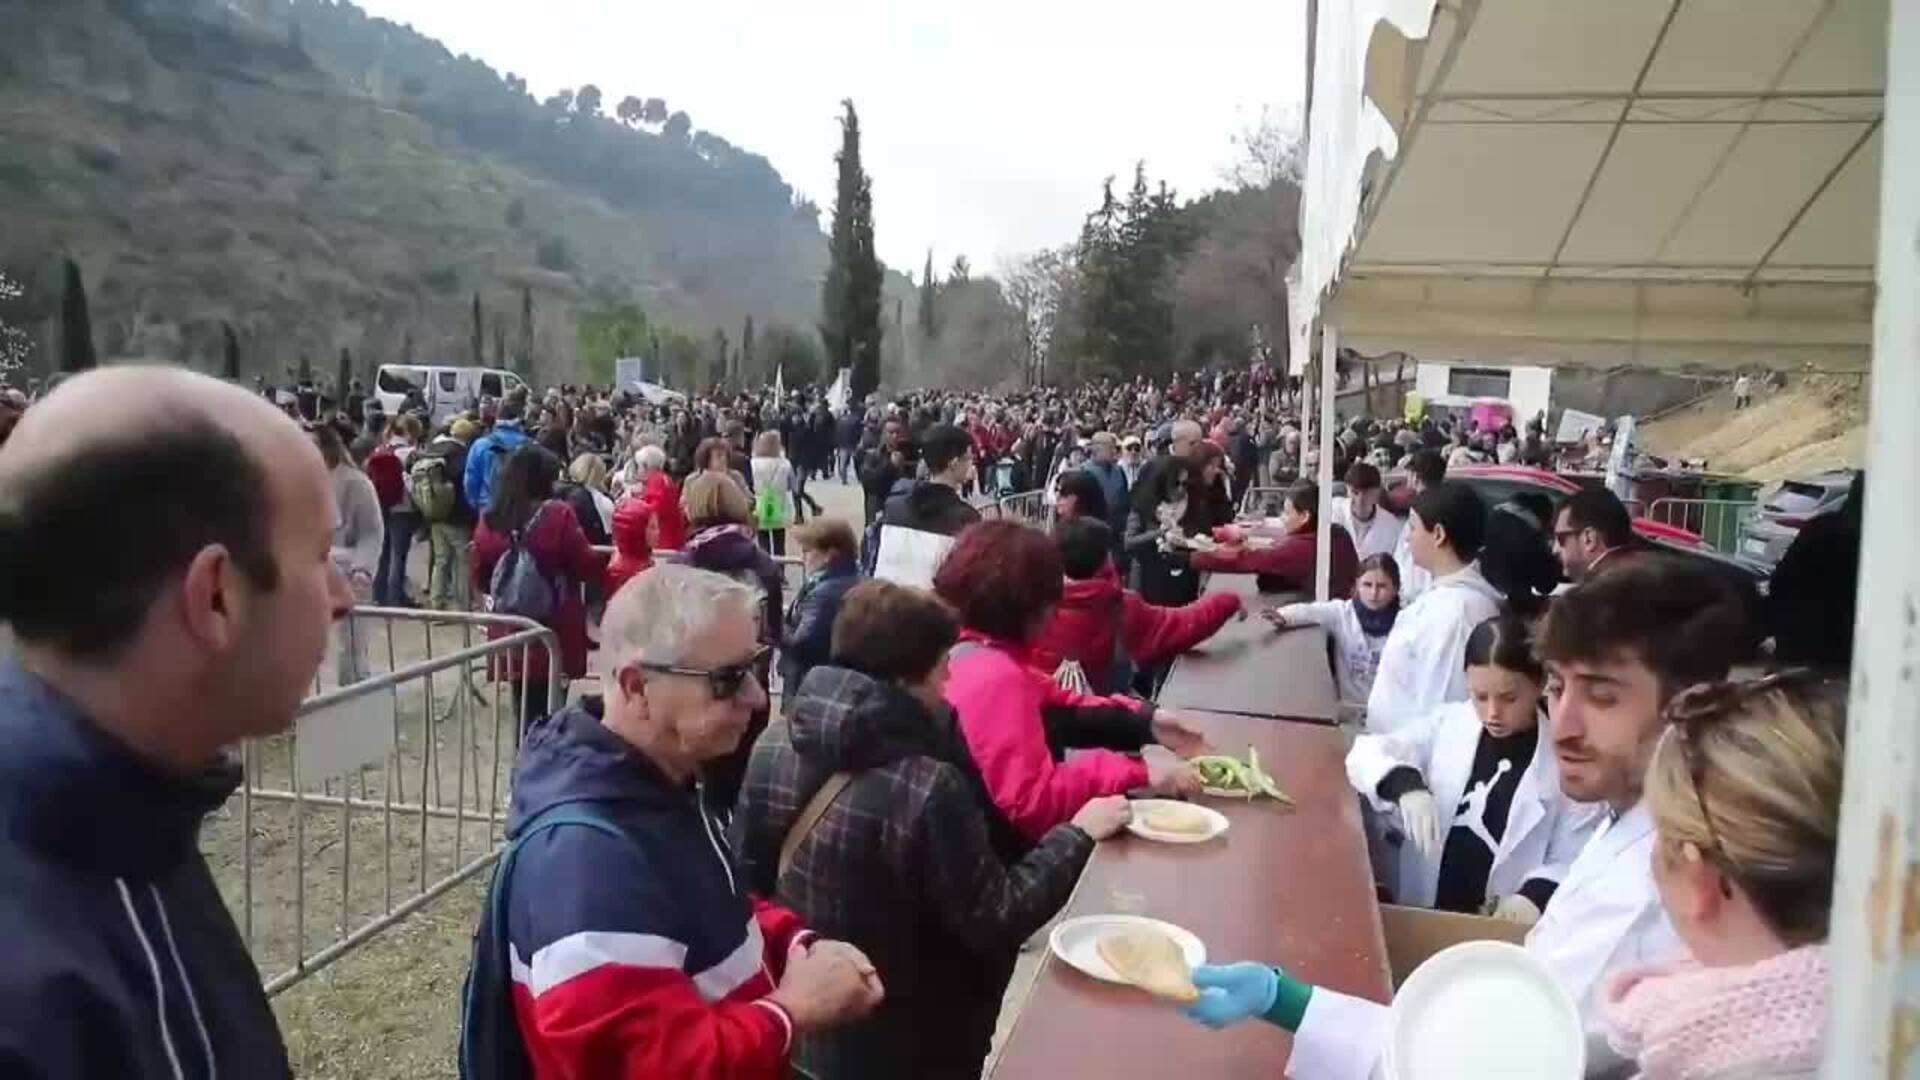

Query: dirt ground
(1640, 373), (1867, 481)
(200, 477), (1045, 1078)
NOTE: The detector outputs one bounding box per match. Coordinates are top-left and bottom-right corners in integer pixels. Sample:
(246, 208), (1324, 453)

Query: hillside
(1641, 373), (1868, 482)
(0, 0), (903, 385)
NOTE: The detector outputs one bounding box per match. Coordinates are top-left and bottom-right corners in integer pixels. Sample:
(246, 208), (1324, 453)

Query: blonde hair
(681, 470), (753, 528)
(569, 452), (608, 492)
(1647, 677), (1848, 946)
(752, 429), (783, 457)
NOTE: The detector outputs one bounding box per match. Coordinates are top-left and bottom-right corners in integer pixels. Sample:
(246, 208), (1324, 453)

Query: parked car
(1737, 469), (1858, 572)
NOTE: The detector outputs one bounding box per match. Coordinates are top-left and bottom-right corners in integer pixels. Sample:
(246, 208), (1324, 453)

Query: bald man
(0, 367), (350, 1078)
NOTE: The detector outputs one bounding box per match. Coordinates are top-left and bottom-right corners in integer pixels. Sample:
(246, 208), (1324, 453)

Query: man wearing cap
(417, 417), (479, 610)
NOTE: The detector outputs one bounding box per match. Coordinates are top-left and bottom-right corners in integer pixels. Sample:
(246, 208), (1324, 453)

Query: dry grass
(1641, 373), (1867, 480)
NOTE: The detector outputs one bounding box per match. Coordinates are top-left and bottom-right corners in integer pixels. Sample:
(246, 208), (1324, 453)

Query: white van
(374, 365), (529, 426)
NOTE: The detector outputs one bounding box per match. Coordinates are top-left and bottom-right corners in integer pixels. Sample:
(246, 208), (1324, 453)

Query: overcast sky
(351, 0), (1307, 276)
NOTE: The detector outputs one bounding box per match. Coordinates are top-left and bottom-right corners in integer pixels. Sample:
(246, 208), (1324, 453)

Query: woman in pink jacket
(934, 520), (1209, 842)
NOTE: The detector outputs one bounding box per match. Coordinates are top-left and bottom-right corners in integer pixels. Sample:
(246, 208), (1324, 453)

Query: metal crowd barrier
(1647, 496), (1757, 556)
(208, 606), (559, 997)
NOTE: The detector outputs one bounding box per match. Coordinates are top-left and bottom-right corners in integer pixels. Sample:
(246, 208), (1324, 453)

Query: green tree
(470, 292), (484, 366)
(60, 259), (96, 373)
(949, 255), (971, 283)
(615, 95), (642, 127)
(575, 84), (603, 118)
(519, 287), (534, 377)
(642, 97), (668, 125)
(577, 303), (649, 385)
(223, 321), (242, 381)
(820, 100), (882, 403)
(664, 111), (692, 143)
(710, 327), (729, 388)
(918, 250), (937, 340)
(741, 314), (756, 383)
(335, 345), (351, 396)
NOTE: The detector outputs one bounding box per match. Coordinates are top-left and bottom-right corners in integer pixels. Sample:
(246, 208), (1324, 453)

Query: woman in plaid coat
(732, 580), (1129, 1080)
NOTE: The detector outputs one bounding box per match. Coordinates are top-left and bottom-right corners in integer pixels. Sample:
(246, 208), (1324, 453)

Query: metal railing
(1647, 496), (1757, 556)
(206, 606), (559, 996)
(1239, 485), (1293, 518)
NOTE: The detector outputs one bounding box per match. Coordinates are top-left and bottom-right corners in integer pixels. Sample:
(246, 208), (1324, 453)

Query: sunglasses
(637, 645), (770, 700)
(1663, 668), (1813, 864)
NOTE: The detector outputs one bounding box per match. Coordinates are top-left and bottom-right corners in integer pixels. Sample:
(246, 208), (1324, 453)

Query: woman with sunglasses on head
(675, 470), (786, 815)
(1604, 672), (1846, 1078)
(732, 580), (1129, 1080)
(472, 444), (607, 734)
(1347, 615), (1604, 920)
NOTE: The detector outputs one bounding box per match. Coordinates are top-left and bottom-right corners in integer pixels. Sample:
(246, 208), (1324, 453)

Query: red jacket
(1191, 523), (1359, 599)
(607, 495), (654, 598)
(944, 631), (1153, 842)
(644, 472), (689, 553)
(1032, 564), (1242, 691)
(472, 499), (607, 680)
(365, 444), (406, 510)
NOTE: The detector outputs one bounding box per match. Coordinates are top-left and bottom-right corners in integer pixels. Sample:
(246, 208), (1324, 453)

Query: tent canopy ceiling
(1302, 0), (1887, 371)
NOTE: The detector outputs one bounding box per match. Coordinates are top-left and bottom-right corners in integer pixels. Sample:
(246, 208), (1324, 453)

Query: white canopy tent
(1296, 2), (1915, 1075)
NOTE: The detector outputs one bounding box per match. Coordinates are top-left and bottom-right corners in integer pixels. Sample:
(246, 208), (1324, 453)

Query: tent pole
(1824, 0), (1918, 1074)
(1316, 324), (1337, 602)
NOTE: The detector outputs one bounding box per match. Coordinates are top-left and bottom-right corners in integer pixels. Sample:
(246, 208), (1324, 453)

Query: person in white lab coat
(1364, 481), (1504, 735)
(1329, 461), (1403, 560)
(1390, 448), (1447, 603)
(1263, 553), (1401, 710)
(1347, 614), (1604, 918)
(1183, 556), (1756, 1080)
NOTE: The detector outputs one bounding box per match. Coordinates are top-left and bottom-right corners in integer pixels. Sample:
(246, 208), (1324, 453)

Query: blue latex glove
(1184, 962), (1280, 1030)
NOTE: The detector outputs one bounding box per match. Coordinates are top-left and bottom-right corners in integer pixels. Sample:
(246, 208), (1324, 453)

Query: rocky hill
(1641, 373), (1868, 482)
(0, 0), (897, 385)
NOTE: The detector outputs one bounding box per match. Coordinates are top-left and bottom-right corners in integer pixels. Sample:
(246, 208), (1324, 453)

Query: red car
(1394, 464), (1707, 549)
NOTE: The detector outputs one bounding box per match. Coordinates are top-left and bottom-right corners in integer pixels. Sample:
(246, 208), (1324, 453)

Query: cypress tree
(60, 259), (97, 372)
(471, 293), (484, 366)
(918, 250), (937, 340)
(741, 315), (755, 384)
(222, 321), (241, 381)
(519, 287), (534, 378)
(820, 100), (882, 404)
(335, 345), (351, 397)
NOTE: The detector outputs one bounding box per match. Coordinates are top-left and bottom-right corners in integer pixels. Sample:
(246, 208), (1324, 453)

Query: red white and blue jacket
(484, 700), (809, 1079)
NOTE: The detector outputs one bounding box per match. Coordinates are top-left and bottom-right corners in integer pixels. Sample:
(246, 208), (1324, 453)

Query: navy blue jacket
(0, 662), (291, 1078)
(778, 555), (862, 694)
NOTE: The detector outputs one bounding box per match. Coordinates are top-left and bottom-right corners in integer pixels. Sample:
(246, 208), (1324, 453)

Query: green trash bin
(1695, 478), (1762, 555)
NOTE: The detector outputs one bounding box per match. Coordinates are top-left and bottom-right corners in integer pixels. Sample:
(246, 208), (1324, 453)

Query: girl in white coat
(1348, 614), (1604, 918)
(1264, 554), (1401, 711)
(1364, 481), (1505, 735)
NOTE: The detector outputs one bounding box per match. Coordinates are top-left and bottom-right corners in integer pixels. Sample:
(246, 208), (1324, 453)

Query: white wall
(1414, 362), (1553, 420)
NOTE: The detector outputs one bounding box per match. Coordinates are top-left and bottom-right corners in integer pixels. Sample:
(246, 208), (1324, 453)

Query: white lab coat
(1286, 800), (1677, 1080)
(1346, 701), (1605, 909)
(1391, 515), (1432, 603)
(1526, 800), (1680, 1076)
(1330, 497), (1405, 561)
(1277, 599), (1390, 706)
(1363, 563), (1503, 735)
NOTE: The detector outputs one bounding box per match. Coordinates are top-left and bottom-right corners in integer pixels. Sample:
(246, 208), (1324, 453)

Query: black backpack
(458, 802), (625, 1080)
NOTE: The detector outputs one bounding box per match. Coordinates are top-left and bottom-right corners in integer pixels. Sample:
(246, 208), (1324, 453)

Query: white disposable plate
(1386, 941), (1584, 1080)
(1048, 914), (1208, 986)
(1126, 799), (1230, 843)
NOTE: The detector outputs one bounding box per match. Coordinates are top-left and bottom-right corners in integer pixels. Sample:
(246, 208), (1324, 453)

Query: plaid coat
(731, 666), (1094, 1080)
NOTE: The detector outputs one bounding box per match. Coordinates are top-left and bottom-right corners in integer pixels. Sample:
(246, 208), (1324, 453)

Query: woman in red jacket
(1034, 518), (1243, 695)
(935, 521), (1210, 843)
(471, 445), (607, 733)
(1191, 479), (1358, 599)
(634, 444), (688, 553)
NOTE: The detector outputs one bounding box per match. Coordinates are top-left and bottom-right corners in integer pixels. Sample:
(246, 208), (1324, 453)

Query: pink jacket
(944, 630), (1152, 842)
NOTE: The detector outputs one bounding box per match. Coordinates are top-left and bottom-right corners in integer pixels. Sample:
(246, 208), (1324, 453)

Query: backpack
(410, 453), (459, 523)
(488, 504), (560, 622)
(459, 803), (625, 1080)
(366, 443), (407, 510)
(753, 477), (788, 532)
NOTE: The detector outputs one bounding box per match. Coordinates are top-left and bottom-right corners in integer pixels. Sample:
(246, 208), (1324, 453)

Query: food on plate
(1139, 802), (1213, 835)
(1192, 746), (1294, 805)
(1096, 929), (1200, 1002)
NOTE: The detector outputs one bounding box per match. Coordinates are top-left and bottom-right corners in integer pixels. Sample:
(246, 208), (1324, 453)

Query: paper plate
(1385, 941), (1584, 1080)
(1048, 914), (1207, 986)
(1126, 799), (1230, 843)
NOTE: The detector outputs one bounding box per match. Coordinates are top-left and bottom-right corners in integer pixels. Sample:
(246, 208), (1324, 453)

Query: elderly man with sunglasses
(461, 563), (882, 1079)
(1177, 557), (1755, 1079)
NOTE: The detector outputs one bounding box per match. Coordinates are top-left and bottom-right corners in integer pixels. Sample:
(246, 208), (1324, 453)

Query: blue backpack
(458, 802), (626, 1080)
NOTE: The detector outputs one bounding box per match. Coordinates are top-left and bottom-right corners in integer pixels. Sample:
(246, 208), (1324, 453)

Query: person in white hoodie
(1390, 448), (1447, 603)
(1347, 614), (1603, 919)
(1365, 481), (1504, 735)
(1328, 461), (1403, 560)
(1182, 556), (1755, 1080)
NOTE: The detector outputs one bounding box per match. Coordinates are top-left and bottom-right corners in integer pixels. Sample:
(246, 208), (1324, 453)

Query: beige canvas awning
(1296, 0), (1886, 371)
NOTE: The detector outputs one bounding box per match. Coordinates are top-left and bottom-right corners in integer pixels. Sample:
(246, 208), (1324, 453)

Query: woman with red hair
(936, 520), (1209, 842)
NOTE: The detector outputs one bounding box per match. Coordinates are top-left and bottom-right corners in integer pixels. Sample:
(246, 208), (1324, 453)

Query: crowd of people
(0, 361), (1863, 1079)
